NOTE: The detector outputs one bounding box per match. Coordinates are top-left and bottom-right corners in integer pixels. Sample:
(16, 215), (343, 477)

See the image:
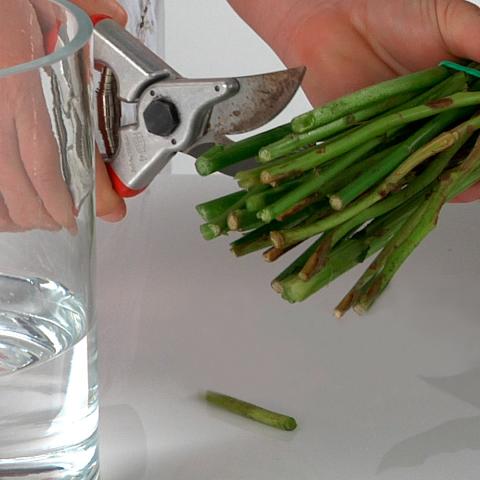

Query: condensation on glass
(0, 1), (97, 479)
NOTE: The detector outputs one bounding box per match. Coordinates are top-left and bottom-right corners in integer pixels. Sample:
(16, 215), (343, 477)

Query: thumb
(436, 0), (480, 62)
(72, 0), (128, 27)
(95, 147), (127, 222)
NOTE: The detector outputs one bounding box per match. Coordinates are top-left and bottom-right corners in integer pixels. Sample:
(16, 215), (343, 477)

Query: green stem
(271, 236), (324, 293)
(258, 136), (382, 222)
(275, 194), (323, 221)
(278, 212), (409, 303)
(227, 209), (264, 231)
(235, 151), (307, 189)
(354, 136), (480, 314)
(271, 113), (480, 248)
(196, 190), (245, 222)
(299, 192), (423, 284)
(298, 231), (335, 280)
(259, 93), (415, 162)
(260, 73), (466, 163)
(329, 107), (472, 210)
(230, 205), (318, 257)
(231, 233), (272, 257)
(328, 130), (473, 248)
(263, 244), (298, 262)
(200, 184), (267, 240)
(336, 199), (431, 317)
(195, 124), (291, 176)
(261, 92), (480, 183)
(205, 391), (297, 431)
(380, 72), (467, 116)
(324, 144), (398, 192)
(451, 165), (480, 197)
(246, 177), (304, 212)
(291, 66), (450, 133)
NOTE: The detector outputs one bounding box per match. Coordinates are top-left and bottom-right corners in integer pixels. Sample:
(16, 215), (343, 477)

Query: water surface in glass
(0, 1), (97, 478)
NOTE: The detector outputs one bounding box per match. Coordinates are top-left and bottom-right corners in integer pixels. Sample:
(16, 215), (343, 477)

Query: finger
(0, 194), (23, 233)
(29, 0), (58, 36)
(436, 0), (480, 62)
(14, 69), (77, 231)
(0, 118), (60, 231)
(451, 183), (480, 203)
(72, 0), (128, 26)
(96, 147), (127, 222)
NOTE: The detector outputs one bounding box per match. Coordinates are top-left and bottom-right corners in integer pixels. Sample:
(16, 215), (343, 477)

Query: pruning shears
(48, 14), (305, 198)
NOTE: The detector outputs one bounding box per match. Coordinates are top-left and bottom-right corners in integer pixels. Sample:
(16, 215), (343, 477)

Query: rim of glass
(0, 0), (93, 79)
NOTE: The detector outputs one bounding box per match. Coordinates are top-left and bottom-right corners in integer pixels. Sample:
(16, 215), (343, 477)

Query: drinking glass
(0, 1), (97, 478)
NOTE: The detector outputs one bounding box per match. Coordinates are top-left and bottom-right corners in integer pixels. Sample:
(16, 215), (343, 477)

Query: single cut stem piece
(195, 124), (291, 176)
(261, 92), (480, 183)
(291, 66), (449, 132)
(196, 190), (245, 222)
(205, 391), (297, 431)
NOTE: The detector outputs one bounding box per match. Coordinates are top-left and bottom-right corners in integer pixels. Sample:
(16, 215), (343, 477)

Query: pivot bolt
(143, 99), (180, 137)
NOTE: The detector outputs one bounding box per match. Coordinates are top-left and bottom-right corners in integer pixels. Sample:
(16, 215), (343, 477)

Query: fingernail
(114, 4), (129, 26)
(67, 221), (79, 236)
(45, 223), (62, 232)
(100, 210), (126, 223)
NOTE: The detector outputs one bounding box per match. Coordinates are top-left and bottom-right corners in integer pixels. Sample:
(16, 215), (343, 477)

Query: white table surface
(96, 171), (480, 480)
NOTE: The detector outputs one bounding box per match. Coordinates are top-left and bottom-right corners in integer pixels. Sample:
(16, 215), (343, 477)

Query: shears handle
(46, 14), (143, 198)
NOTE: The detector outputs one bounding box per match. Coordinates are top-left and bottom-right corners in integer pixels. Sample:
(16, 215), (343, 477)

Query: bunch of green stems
(194, 65), (480, 315)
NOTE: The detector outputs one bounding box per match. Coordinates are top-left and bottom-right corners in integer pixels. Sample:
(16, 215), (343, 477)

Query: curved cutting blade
(207, 66), (305, 136)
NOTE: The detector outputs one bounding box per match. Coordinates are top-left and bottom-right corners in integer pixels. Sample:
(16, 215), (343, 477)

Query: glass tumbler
(0, 1), (97, 479)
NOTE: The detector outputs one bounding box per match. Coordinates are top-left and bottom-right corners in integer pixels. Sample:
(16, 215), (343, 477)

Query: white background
(98, 2), (480, 479)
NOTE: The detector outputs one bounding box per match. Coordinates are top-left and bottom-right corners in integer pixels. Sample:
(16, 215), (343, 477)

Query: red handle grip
(106, 166), (146, 198)
(45, 20), (61, 53)
(93, 15), (147, 198)
(90, 14), (112, 26)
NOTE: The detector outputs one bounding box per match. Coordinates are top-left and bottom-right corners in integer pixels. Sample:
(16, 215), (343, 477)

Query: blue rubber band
(439, 60), (480, 79)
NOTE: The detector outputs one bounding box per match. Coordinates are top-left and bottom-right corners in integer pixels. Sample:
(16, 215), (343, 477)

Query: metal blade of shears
(185, 132), (259, 176)
(186, 66), (305, 176)
(207, 66), (305, 135)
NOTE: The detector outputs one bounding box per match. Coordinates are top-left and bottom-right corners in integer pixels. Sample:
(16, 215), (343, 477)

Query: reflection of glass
(0, 1), (97, 479)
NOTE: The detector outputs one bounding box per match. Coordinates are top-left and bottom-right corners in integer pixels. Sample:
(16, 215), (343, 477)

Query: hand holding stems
(0, 0), (127, 233)
(229, 0), (480, 201)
